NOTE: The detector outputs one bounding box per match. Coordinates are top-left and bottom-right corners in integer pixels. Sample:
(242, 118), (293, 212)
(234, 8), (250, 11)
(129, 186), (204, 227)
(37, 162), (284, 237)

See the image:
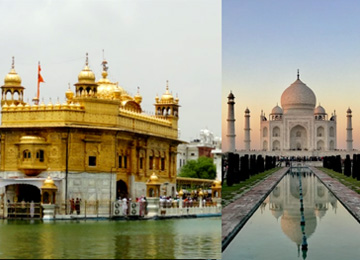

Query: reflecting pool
(223, 167), (360, 260)
(0, 217), (221, 259)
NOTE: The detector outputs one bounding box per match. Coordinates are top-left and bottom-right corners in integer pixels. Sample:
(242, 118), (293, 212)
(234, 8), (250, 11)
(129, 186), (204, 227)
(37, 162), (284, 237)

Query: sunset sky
(222, 0), (360, 151)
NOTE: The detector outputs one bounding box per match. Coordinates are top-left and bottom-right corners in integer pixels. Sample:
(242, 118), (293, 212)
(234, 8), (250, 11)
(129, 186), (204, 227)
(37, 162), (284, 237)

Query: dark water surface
(0, 217), (221, 259)
(223, 169), (360, 260)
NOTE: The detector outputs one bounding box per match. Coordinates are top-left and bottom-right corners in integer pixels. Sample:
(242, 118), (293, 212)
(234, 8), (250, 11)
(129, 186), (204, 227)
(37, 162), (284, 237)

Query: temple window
(23, 150), (31, 160)
(88, 156), (96, 166)
(161, 158), (165, 171)
(124, 156), (127, 169)
(149, 156), (154, 169)
(140, 157), (143, 169)
(36, 150), (45, 162)
(118, 156), (122, 168)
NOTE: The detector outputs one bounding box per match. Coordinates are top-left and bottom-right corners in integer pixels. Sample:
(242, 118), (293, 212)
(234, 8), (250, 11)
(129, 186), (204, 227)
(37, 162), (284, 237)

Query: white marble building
(260, 72), (337, 152)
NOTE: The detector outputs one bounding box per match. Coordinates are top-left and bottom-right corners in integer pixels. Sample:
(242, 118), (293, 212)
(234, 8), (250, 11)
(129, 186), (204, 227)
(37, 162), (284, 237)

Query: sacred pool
(223, 167), (360, 259)
(0, 217), (221, 259)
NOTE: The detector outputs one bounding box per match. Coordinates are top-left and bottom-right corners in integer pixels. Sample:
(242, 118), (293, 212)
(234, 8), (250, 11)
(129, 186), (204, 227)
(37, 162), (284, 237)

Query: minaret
(226, 91), (236, 152)
(346, 108), (353, 151)
(244, 107), (251, 151)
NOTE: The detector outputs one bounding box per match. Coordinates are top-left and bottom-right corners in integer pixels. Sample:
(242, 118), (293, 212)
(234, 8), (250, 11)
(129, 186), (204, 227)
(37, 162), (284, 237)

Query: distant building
(177, 129), (221, 179)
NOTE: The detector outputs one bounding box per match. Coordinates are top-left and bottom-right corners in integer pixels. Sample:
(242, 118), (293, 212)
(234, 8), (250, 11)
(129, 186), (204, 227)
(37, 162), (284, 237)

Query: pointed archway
(290, 125), (307, 150)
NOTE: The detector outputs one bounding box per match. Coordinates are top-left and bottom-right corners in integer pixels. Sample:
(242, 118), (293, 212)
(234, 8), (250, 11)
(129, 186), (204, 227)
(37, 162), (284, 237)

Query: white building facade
(260, 74), (337, 153)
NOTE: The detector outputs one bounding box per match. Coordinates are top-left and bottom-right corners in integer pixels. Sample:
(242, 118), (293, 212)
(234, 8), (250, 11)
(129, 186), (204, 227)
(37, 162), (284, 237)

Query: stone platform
(222, 167), (289, 251)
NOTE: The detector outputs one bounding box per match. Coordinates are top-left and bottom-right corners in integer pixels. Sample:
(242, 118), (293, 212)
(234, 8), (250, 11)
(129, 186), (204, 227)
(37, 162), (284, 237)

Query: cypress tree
(344, 154), (351, 177)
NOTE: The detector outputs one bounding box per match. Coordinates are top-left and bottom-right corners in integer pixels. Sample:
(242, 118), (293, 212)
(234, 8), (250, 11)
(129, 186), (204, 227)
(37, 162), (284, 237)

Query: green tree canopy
(179, 156), (216, 179)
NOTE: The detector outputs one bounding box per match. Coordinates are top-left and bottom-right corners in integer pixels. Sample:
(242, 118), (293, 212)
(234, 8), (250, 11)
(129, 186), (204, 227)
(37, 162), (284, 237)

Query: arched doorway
(6, 184), (41, 218)
(290, 125), (307, 150)
(116, 180), (128, 199)
(6, 184), (41, 203)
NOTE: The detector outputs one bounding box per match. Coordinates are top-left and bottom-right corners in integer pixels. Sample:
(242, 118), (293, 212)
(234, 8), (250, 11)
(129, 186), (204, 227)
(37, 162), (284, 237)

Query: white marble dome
(281, 78), (316, 113)
(271, 104), (283, 115)
(314, 105), (326, 115)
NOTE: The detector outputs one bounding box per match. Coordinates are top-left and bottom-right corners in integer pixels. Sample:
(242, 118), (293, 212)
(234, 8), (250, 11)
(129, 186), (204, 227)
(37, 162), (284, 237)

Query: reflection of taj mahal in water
(265, 171), (337, 251)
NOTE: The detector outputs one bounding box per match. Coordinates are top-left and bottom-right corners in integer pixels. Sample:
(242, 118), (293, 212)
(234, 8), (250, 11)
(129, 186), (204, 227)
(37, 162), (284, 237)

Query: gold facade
(0, 55), (181, 209)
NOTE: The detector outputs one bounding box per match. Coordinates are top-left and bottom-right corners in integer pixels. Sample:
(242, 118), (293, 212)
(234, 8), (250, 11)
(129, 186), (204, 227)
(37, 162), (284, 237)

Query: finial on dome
(85, 53), (89, 66)
(166, 80), (169, 91)
(11, 56), (15, 69)
(137, 86), (140, 94)
(297, 69), (300, 80)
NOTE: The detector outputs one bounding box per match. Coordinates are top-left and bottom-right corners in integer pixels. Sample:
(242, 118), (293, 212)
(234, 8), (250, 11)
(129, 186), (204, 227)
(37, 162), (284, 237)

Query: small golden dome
(41, 175), (58, 190)
(46, 100), (53, 110)
(199, 189), (204, 197)
(134, 87), (142, 104)
(39, 101), (46, 110)
(31, 104), (38, 110)
(212, 179), (222, 188)
(4, 57), (22, 87)
(8, 103), (16, 111)
(75, 102), (81, 109)
(77, 53), (95, 84)
(66, 86), (74, 100)
(62, 102), (69, 109)
(54, 100), (61, 109)
(148, 172), (160, 185)
(2, 103), (9, 111)
(178, 189), (184, 196)
(160, 80), (174, 103)
(24, 103), (30, 110)
(155, 94), (159, 103)
(17, 103), (24, 110)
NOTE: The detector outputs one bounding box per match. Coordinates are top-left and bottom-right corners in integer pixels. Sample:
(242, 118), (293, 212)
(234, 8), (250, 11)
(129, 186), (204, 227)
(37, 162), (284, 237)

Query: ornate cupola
(74, 53), (98, 98)
(154, 80), (180, 118)
(1, 57), (25, 107)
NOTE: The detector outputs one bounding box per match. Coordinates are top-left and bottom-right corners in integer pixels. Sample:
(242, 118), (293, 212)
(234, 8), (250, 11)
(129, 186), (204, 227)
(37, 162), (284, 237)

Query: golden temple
(0, 54), (181, 216)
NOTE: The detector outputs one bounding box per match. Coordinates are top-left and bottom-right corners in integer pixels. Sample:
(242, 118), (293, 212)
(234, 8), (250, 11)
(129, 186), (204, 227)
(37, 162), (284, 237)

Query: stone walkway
(310, 167), (360, 223)
(222, 167), (289, 251)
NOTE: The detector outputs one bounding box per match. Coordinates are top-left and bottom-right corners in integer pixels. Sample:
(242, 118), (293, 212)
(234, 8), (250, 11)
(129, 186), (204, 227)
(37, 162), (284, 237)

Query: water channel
(223, 167), (360, 260)
(0, 217), (221, 259)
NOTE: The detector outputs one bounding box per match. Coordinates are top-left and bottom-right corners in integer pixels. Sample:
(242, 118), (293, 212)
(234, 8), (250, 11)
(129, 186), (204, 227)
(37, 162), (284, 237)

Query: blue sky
(222, 0), (360, 151)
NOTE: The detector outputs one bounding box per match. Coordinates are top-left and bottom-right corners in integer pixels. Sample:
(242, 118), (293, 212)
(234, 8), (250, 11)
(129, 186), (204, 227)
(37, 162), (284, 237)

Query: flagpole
(37, 61), (40, 102)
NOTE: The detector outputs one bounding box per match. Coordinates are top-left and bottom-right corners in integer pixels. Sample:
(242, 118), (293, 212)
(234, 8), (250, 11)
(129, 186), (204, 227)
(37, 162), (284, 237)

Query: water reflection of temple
(266, 171), (338, 251)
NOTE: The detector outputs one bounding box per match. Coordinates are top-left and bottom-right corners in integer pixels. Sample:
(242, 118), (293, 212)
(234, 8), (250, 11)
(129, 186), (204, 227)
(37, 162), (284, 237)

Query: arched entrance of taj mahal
(290, 125), (307, 150)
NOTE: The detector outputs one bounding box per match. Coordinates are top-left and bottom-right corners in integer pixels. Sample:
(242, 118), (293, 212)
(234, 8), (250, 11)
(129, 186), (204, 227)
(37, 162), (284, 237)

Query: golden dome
(66, 86), (74, 100)
(160, 80), (174, 103)
(4, 57), (22, 87)
(178, 189), (184, 196)
(134, 87), (142, 104)
(96, 63), (126, 99)
(148, 172), (160, 185)
(198, 189), (204, 197)
(212, 179), (222, 188)
(24, 103), (30, 110)
(77, 53), (95, 84)
(41, 176), (58, 190)
(39, 100), (46, 110)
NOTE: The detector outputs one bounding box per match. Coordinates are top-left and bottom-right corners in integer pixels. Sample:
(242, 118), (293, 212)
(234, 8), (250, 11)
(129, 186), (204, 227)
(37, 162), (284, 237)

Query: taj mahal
(226, 71), (354, 159)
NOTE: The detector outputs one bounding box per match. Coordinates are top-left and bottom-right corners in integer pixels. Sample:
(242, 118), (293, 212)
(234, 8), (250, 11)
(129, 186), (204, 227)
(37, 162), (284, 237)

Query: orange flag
(38, 63), (45, 84)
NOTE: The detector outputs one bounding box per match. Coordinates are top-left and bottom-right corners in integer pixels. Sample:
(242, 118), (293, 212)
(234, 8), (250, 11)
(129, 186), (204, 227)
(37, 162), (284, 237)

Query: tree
(344, 154), (351, 177)
(179, 156), (216, 180)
